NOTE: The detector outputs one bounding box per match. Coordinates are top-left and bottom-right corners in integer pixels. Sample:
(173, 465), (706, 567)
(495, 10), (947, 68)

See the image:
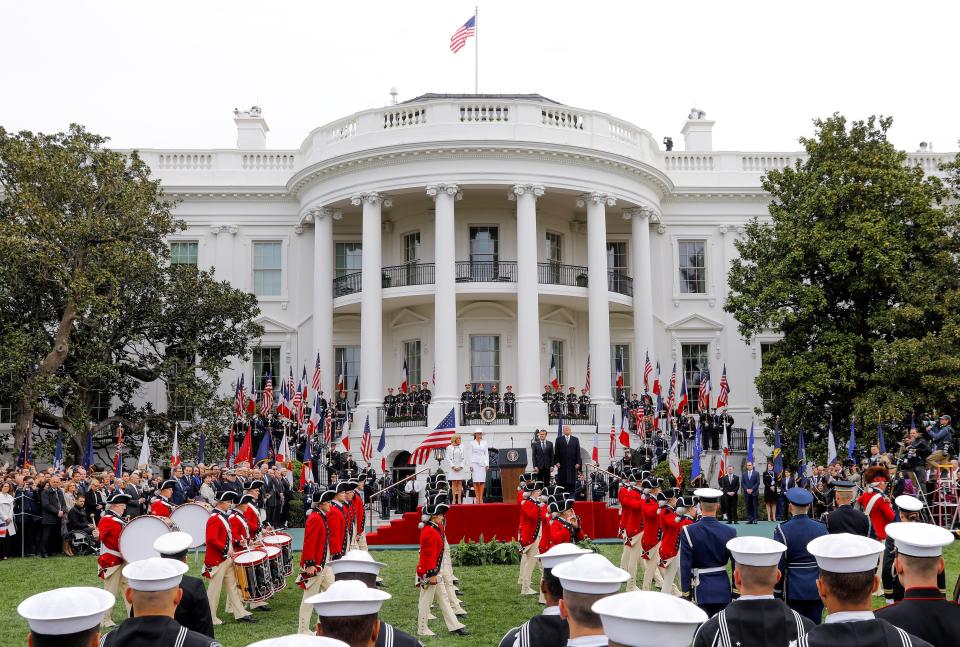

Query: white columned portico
(625, 207), (656, 383)
(581, 192), (616, 408)
(352, 192), (390, 417)
(426, 183), (461, 426)
(309, 207), (340, 401)
(512, 184), (548, 426)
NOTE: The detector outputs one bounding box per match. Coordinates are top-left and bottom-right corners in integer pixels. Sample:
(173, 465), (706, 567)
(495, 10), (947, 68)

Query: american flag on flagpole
(643, 351), (653, 392)
(312, 353), (322, 392)
(292, 372), (304, 422)
(716, 364), (730, 409)
(409, 408), (457, 465)
(584, 355), (591, 393)
(234, 375), (245, 418)
(324, 408), (333, 444)
(698, 367), (711, 412)
(260, 367), (274, 417)
(360, 415), (374, 463)
(666, 363), (677, 414)
(450, 15), (476, 53)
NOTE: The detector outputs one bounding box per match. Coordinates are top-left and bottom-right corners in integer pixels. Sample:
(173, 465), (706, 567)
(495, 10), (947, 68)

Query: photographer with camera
(926, 414), (954, 468)
(899, 426), (931, 495)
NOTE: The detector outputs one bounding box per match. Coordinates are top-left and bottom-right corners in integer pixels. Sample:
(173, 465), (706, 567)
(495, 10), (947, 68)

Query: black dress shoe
(254, 604), (271, 611)
(451, 628), (470, 636)
(455, 589), (464, 596)
(456, 611), (468, 617)
(237, 615), (259, 623)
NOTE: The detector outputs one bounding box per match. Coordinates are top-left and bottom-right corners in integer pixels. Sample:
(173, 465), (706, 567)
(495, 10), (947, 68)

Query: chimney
(681, 108), (714, 152)
(233, 106), (269, 149)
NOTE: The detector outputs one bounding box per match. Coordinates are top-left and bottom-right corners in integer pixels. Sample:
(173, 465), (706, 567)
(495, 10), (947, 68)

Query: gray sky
(3, 0), (956, 154)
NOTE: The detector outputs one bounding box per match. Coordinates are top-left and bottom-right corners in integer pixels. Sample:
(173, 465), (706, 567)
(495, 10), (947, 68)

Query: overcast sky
(3, 0), (956, 154)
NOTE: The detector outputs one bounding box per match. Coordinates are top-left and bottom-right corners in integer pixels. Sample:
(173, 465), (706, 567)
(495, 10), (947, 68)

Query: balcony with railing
(538, 262), (589, 288)
(333, 272), (362, 297)
(381, 263), (435, 289)
(608, 271), (633, 296)
(549, 404), (597, 426)
(455, 261), (518, 283)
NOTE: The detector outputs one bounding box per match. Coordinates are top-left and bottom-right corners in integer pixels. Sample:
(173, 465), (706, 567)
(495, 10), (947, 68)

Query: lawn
(1, 543), (957, 647)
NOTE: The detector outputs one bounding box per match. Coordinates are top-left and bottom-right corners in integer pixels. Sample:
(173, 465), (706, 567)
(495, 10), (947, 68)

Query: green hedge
(288, 498), (305, 528)
(450, 535), (600, 567)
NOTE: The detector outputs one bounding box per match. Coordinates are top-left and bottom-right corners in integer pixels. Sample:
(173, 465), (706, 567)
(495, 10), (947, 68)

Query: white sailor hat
(330, 549), (386, 576)
(885, 522), (954, 558)
(551, 553), (629, 594)
(246, 636), (349, 647)
(537, 542), (592, 570)
(807, 533), (884, 573)
(17, 586), (115, 636)
(592, 591), (708, 647)
(894, 495), (923, 513)
(305, 579), (391, 617)
(122, 556), (189, 591)
(693, 487), (723, 502)
(726, 536), (787, 567)
(154, 531), (193, 556)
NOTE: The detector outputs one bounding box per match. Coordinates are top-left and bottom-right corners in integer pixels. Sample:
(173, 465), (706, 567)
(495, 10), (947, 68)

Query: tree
(725, 115), (957, 462)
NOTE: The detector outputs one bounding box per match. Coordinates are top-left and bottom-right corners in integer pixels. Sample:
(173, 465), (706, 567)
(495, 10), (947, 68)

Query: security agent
(874, 522), (959, 647)
(693, 537), (814, 647)
(153, 532), (215, 638)
(821, 480), (870, 536)
(104, 557), (222, 646)
(800, 534), (933, 647)
(680, 488), (737, 617)
(17, 586), (115, 647)
(551, 552), (630, 645)
(774, 487), (829, 624)
(499, 543), (592, 647)
(330, 550), (423, 647)
(305, 579), (392, 647)
(880, 496), (947, 602)
(593, 590), (707, 647)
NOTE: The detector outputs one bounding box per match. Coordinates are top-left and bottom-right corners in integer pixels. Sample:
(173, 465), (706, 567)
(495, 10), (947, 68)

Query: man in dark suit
(720, 466), (740, 524)
(531, 429), (554, 482)
(123, 471), (145, 517)
(741, 461), (760, 524)
(40, 476), (67, 557)
(553, 425), (581, 493)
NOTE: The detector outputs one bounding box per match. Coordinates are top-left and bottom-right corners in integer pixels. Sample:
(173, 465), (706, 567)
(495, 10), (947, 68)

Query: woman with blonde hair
(447, 434), (467, 505)
(469, 429), (489, 504)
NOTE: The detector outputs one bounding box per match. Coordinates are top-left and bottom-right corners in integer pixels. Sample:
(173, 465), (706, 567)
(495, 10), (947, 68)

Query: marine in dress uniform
(18, 586), (116, 647)
(875, 522), (959, 647)
(98, 492), (132, 627)
(203, 491), (255, 625)
(658, 492), (694, 596)
(566, 388), (579, 417)
(298, 488), (335, 635)
(384, 388), (396, 417)
(150, 480), (176, 517)
(305, 580), (392, 645)
(518, 480), (544, 595)
(680, 488), (737, 617)
(880, 496), (947, 602)
(551, 552), (630, 646)
(693, 536), (813, 647)
(821, 480), (871, 536)
(154, 532), (215, 639)
(799, 533), (933, 647)
(462, 385), (476, 416)
(578, 390), (591, 418)
(593, 590), (709, 647)
(503, 386), (516, 418)
(415, 495), (468, 636)
(420, 381), (432, 407)
(773, 487), (829, 624)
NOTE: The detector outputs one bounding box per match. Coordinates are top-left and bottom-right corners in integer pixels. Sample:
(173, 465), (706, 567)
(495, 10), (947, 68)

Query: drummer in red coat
(298, 487), (335, 634)
(327, 481), (353, 562)
(639, 477), (664, 590)
(242, 480), (265, 540)
(859, 466), (896, 541)
(548, 496), (583, 545)
(518, 480), (544, 596)
(149, 479), (176, 517)
(416, 494), (469, 637)
(98, 491), (131, 627)
(658, 490), (693, 595)
(203, 490), (255, 625)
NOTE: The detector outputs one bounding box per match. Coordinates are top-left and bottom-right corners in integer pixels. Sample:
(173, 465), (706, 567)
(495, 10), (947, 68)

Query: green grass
(1, 543), (957, 647)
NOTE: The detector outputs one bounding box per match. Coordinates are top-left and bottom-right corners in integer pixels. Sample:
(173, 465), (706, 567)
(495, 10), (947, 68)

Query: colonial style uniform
(639, 480), (663, 591)
(327, 482), (353, 562)
(774, 488), (828, 624)
(518, 481), (543, 595)
(415, 496), (467, 636)
(547, 497), (582, 545)
(203, 492), (252, 624)
(659, 493), (694, 596)
(97, 493), (131, 627)
(150, 482), (176, 517)
(352, 483), (367, 551)
(859, 468), (896, 541)
(680, 488), (736, 617)
(298, 489), (334, 635)
(618, 474), (644, 584)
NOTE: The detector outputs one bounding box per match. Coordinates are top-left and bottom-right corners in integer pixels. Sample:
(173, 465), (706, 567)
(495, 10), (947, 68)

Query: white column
(309, 207), (340, 401)
(625, 207), (656, 385)
(426, 183), (461, 426)
(512, 184), (547, 425)
(210, 224), (238, 285)
(352, 192), (390, 412)
(581, 192), (616, 406)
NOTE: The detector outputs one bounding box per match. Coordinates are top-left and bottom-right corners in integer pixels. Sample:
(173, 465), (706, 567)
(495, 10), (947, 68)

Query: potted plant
(382, 272), (392, 288)
(576, 273), (588, 287)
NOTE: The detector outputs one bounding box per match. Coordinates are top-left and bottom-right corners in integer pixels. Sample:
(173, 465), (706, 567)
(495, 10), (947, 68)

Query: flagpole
(474, 6), (479, 93)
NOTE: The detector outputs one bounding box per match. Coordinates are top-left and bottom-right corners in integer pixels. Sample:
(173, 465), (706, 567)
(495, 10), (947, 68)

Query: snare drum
(263, 545), (285, 592)
(170, 503), (211, 549)
(119, 515), (171, 563)
(233, 549), (273, 602)
(262, 533), (293, 576)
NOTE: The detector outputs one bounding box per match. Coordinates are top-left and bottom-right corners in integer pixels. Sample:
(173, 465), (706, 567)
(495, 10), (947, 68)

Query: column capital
(425, 183), (463, 200)
(300, 205), (342, 225)
(209, 224), (239, 236)
(576, 192), (616, 208)
(508, 184), (545, 200)
(350, 192), (392, 208)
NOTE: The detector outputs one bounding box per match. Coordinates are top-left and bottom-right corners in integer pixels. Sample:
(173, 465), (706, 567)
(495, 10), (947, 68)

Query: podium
(497, 447), (528, 502)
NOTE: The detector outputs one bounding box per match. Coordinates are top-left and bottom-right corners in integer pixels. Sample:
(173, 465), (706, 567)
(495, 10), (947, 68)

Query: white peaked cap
(807, 533), (884, 573)
(17, 586), (115, 635)
(894, 495), (923, 513)
(154, 531), (193, 555)
(885, 522), (954, 558)
(305, 579), (391, 617)
(246, 636), (350, 647)
(726, 536), (787, 567)
(122, 557), (189, 591)
(330, 549), (387, 576)
(592, 591), (708, 647)
(551, 552), (629, 594)
(693, 487), (723, 501)
(537, 542), (592, 569)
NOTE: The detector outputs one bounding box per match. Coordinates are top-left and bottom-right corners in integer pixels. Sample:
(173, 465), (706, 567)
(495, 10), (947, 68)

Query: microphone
(511, 436), (514, 448)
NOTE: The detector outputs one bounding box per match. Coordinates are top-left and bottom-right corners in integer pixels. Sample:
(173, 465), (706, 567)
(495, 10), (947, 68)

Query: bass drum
(120, 515), (171, 563)
(170, 502), (211, 549)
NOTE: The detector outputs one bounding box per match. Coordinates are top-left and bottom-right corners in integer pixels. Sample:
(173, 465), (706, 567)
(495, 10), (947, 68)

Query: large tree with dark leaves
(0, 125), (263, 462)
(725, 115), (958, 462)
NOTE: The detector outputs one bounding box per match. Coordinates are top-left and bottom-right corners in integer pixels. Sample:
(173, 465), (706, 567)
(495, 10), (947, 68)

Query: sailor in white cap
(801, 533), (932, 647)
(101, 557), (222, 646)
(246, 636), (348, 647)
(305, 579), (392, 647)
(879, 496), (945, 603)
(498, 543), (592, 647)
(592, 590), (708, 647)
(153, 531), (214, 638)
(680, 488), (736, 617)
(875, 522), (958, 647)
(330, 550), (422, 647)
(17, 586), (115, 647)
(551, 552), (630, 646)
(692, 536), (814, 647)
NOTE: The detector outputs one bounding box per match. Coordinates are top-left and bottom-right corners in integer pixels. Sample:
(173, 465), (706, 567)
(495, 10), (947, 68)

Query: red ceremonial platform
(365, 501), (621, 545)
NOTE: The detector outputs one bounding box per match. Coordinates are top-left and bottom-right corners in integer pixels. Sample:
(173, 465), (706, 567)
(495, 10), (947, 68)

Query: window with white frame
(546, 232), (563, 264)
(252, 347), (281, 393)
(678, 240), (707, 294)
(253, 241), (283, 296)
(760, 341), (779, 411)
(335, 242), (363, 277)
(403, 340), (422, 388)
(0, 400), (13, 424)
(681, 343), (710, 412)
(550, 340), (565, 388)
(167, 349), (196, 422)
(470, 335), (500, 391)
(610, 344), (631, 397)
(606, 242), (628, 272)
(170, 241), (199, 266)
(335, 346), (360, 402)
(403, 232), (421, 264)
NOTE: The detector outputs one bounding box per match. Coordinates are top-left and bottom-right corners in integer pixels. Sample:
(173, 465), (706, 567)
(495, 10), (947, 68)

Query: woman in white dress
(469, 429), (489, 504)
(0, 481), (16, 560)
(446, 434), (467, 505)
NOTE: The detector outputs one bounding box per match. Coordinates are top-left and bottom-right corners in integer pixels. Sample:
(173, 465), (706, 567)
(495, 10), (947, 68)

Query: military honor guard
(693, 536), (814, 647)
(618, 469), (643, 584)
(154, 532), (215, 638)
(680, 488), (737, 617)
(578, 389), (591, 417)
(415, 494), (469, 637)
(551, 552), (630, 646)
(822, 480), (870, 535)
(658, 492), (694, 596)
(304, 579), (392, 647)
(352, 480), (368, 551)
(328, 481), (353, 562)
(639, 478), (663, 591)
(801, 533), (933, 647)
(204, 490), (255, 625)
(97, 491), (131, 627)
(437, 500), (467, 618)
(383, 388), (396, 417)
(593, 590), (708, 647)
(875, 522), (959, 647)
(880, 495), (947, 602)
(548, 495), (582, 545)
(859, 466), (896, 542)
(773, 487), (829, 624)
(518, 480), (544, 596)
(244, 480), (267, 539)
(150, 480), (177, 517)
(499, 543), (592, 647)
(299, 488), (336, 635)
(18, 586), (116, 647)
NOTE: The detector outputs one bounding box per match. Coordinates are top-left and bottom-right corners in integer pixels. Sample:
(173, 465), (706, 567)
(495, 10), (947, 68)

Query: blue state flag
(198, 430), (205, 465)
(746, 420), (755, 464)
(53, 430), (63, 471)
(772, 418), (783, 476)
(797, 428), (806, 478)
(691, 422), (702, 481)
(848, 419), (856, 460)
(877, 417), (886, 454)
(255, 423), (274, 463)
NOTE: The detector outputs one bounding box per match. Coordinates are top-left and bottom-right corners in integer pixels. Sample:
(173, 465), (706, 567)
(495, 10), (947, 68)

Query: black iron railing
(608, 271), (633, 296)
(455, 261), (518, 282)
(333, 271), (362, 297)
(537, 262), (589, 287)
(548, 404), (597, 426)
(381, 263), (435, 288)
(376, 407), (427, 429)
(459, 403), (515, 425)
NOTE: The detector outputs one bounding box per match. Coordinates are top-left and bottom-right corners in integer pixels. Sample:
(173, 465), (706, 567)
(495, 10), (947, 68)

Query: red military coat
(858, 485), (895, 540)
(327, 501), (348, 559)
(97, 511), (126, 571)
(549, 516), (582, 545)
(204, 510), (232, 569)
(640, 495), (661, 552)
(620, 487), (644, 539)
(228, 509), (250, 550)
(417, 521), (445, 579)
(659, 511), (694, 563)
(352, 492), (365, 535)
(243, 503), (261, 538)
(518, 498), (542, 547)
(301, 508), (329, 568)
(150, 497), (173, 518)
(538, 505), (552, 553)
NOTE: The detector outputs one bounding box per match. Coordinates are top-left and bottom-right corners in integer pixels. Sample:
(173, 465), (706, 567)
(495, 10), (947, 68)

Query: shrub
(288, 498), (305, 528)
(450, 535), (522, 567)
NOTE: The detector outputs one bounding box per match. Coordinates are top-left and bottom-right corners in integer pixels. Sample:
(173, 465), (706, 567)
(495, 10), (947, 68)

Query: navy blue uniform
(821, 504), (870, 536)
(774, 514), (828, 624)
(680, 515), (736, 616)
